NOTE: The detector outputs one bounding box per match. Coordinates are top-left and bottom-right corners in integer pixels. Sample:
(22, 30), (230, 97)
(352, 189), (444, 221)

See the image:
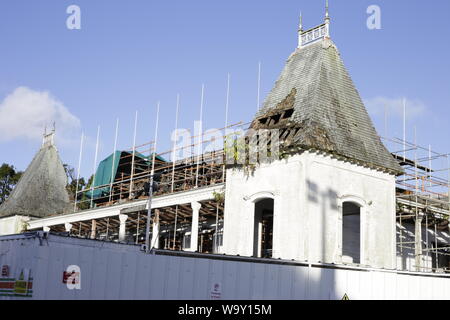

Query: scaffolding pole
(171, 95), (180, 193)
(129, 111), (138, 199)
(109, 118), (119, 203)
(195, 85), (204, 188)
(74, 132), (84, 212)
(146, 102), (160, 253)
(90, 126), (101, 209)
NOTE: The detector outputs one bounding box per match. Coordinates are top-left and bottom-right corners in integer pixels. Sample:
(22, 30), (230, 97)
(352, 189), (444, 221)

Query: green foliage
(213, 190), (225, 203)
(76, 174), (94, 210)
(223, 133), (257, 175)
(63, 164), (92, 210)
(0, 163), (22, 205)
(223, 132), (250, 165)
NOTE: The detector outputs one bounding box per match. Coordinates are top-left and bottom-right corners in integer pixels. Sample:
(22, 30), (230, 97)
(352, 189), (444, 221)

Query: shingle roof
(0, 141), (71, 218)
(252, 38), (403, 174)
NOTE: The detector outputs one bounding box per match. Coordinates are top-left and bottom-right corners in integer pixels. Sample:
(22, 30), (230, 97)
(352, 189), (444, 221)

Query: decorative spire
(298, 2), (331, 49)
(42, 123), (55, 147)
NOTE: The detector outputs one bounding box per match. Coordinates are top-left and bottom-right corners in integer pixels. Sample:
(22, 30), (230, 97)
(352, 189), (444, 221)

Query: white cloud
(364, 96), (427, 119)
(0, 87), (80, 143)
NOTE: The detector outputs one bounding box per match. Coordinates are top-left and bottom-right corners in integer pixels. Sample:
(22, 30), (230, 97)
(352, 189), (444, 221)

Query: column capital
(191, 201), (202, 212)
(119, 214), (128, 224)
(64, 223), (73, 232)
(414, 212), (425, 221)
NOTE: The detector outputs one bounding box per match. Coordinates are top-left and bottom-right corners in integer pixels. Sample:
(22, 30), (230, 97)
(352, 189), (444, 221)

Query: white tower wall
(223, 151), (397, 269)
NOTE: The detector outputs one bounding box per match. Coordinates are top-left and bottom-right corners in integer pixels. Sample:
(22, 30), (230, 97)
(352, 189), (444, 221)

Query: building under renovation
(0, 6), (449, 299)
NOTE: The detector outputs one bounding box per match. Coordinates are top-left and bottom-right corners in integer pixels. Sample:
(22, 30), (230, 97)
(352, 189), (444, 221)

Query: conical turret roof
(0, 133), (71, 218)
(251, 38), (402, 174)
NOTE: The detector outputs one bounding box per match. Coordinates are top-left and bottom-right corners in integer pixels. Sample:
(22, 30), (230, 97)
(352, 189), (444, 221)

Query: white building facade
(223, 151), (397, 269)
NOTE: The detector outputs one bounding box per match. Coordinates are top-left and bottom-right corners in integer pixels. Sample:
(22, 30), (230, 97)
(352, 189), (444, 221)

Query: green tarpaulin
(86, 151), (166, 200)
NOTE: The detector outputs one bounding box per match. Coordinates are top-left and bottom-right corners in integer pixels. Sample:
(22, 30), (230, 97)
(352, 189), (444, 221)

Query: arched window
(253, 198), (274, 258)
(342, 201), (361, 264)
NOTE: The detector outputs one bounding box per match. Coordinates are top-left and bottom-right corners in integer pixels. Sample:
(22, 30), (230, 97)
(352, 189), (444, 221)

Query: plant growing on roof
(213, 190), (225, 204)
(223, 131), (254, 172)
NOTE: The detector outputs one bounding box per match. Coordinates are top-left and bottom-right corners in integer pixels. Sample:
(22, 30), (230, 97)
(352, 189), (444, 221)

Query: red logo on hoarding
(63, 271), (79, 284)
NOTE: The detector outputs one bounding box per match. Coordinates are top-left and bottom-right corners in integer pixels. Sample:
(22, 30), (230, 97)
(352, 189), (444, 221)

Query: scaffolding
(385, 136), (450, 273)
(73, 121), (249, 209)
(58, 121), (251, 252)
(65, 114), (450, 272)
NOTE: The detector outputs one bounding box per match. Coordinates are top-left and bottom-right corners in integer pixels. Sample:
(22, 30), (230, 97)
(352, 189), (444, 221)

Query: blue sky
(0, 0), (449, 178)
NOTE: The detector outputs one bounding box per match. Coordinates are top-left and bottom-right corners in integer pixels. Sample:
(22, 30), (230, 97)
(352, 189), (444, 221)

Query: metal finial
(299, 12), (303, 31)
(298, 11), (304, 48)
(325, 0), (329, 19)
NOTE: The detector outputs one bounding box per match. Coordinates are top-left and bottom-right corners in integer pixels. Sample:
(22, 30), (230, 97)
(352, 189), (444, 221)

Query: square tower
(223, 18), (402, 269)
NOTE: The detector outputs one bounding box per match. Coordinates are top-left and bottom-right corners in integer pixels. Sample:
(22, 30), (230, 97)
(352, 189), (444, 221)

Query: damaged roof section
(251, 38), (403, 174)
(0, 132), (71, 218)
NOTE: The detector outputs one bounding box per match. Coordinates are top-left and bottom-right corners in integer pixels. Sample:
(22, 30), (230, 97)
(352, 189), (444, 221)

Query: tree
(0, 163), (23, 205)
(63, 164), (92, 210)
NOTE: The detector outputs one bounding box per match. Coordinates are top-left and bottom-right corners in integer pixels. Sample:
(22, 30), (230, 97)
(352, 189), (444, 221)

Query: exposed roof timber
(392, 154), (433, 172)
